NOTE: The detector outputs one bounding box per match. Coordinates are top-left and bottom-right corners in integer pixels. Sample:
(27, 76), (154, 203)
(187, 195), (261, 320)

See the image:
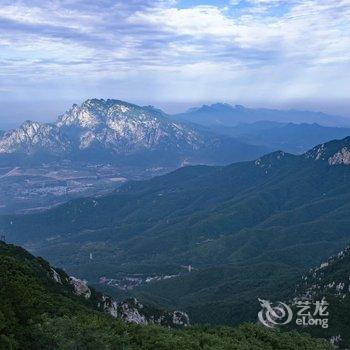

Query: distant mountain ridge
(2, 99), (350, 219)
(208, 121), (350, 154)
(1, 100), (349, 168)
(174, 103), (350, 127)
(0, 99), (266, 166)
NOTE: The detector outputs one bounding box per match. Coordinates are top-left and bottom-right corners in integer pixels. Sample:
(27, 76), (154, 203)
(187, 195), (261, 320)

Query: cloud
(0, 0), (349, 114)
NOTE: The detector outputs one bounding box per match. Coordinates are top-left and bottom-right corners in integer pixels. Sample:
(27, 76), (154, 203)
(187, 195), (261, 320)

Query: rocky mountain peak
(57, 100), (105, 129)
(21, 120), (42, 134)
(56, 99), (165, 130)
(0, 99), (199, 158)
(304, 136), (350, 165)
(0, 98), (266, 165)
(0, 120), (68, 155)
(328, 147), (350, 165)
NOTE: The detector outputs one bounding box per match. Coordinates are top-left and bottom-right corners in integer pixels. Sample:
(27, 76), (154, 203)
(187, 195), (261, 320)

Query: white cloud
(0, 0), (349, 109)
(129, 6), (237, 37)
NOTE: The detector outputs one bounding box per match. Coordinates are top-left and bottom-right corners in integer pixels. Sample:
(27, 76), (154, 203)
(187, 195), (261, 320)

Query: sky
(0, 0), (350, 124)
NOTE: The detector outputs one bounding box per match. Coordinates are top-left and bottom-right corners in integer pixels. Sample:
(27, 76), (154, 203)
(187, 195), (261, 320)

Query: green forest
(0, 241), (333, 350)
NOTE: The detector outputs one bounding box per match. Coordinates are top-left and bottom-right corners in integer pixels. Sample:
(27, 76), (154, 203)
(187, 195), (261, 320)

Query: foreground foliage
(35, 316), (333, 350)
(0, 241), (333, 349)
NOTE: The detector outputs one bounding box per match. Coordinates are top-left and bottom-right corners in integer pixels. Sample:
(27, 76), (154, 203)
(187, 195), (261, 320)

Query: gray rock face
(50, 268), (62, 284)
(118, 298), (148, 324)
(304, 137), (350, 166)
(69, 276), (91, 299)
(172, 310), (190, 326)
(101, 295), (118, 318)
(0, 121), (70, 155)
(0, 99), (201, 156)
(56, 274), (189, 327)
(328, 147), (350, 165)
(294, 246), (350, 302)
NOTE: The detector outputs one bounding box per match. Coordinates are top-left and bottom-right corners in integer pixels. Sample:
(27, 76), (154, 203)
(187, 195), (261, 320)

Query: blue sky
(0, 0), (350, 123)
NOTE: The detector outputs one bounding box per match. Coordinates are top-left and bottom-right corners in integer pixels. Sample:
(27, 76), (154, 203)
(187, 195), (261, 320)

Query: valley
(3, 137), (350, 333)
(0, 162), (172, 214)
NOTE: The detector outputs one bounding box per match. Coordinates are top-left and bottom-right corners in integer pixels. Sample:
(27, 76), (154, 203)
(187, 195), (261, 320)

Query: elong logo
(258, 298), (329, 329)
(258, 298), (293, 328)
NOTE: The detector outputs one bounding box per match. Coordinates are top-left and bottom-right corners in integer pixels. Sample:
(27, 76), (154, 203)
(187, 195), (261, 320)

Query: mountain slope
(0, 121), (70, 156)
(0, 240), (189, 328)
(0, 241), (332, 350)
(0, 99), (267, 167)
(291, 246), (350, 349)
(174, 103), (349, 127)
(2, 137), (350, 326)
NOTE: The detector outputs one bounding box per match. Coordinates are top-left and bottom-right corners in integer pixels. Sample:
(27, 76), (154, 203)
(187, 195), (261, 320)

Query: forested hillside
(2, 138), (350, 326)
(0, 241), (333, 349)
(291, 246), (350, 348)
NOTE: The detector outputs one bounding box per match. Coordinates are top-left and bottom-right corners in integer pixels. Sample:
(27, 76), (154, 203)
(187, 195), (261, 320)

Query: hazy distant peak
(210, 103), (235, 110)
(176, 103), (349, 127)
(188, 103), (237, 113)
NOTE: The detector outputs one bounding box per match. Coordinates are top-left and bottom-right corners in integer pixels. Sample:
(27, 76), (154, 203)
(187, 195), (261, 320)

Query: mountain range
(174, 103), (350, 127)
(2, 137), (350, 332)
(0, 99), (267, 167)
(208, 121), (350, 154)
(2, 100), (350, 169)
(4, 99), (350, 216)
